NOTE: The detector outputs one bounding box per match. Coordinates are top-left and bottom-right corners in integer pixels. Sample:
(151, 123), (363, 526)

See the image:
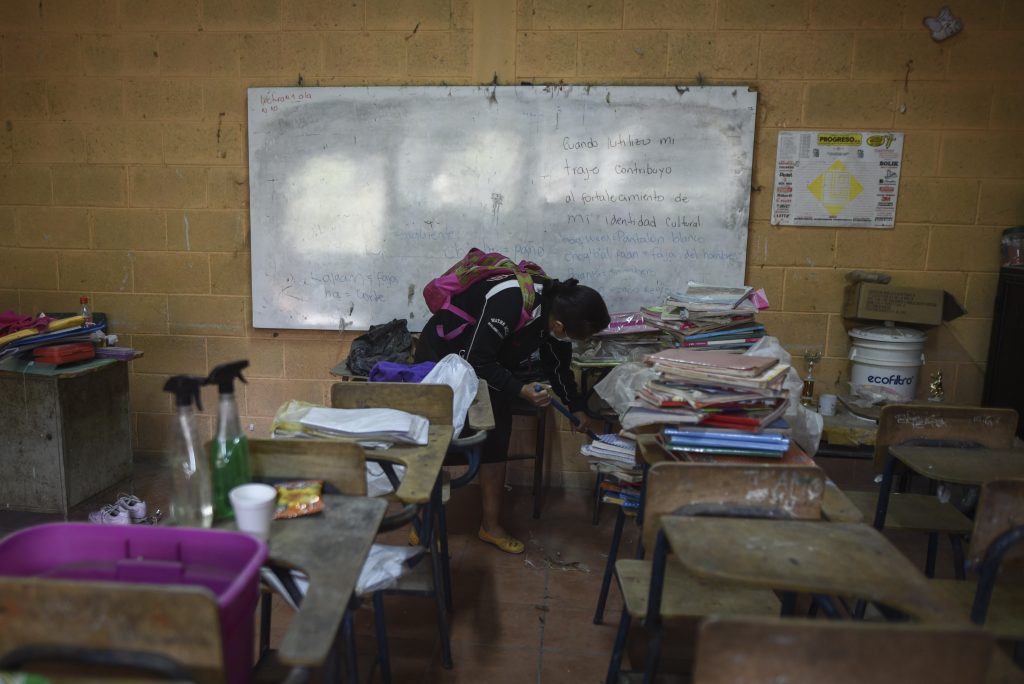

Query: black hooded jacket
(415, 273), (585, 411)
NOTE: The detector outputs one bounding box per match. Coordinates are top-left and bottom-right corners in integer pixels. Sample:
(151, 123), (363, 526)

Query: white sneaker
(89, 503), (131, 525)
(116, 494), (147, 522)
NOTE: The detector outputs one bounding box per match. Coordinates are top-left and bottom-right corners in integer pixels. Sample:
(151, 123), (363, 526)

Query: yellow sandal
(478, 527), (525, 554)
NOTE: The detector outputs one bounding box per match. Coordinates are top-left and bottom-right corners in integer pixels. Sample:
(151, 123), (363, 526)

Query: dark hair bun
(549, 282), (610, 339)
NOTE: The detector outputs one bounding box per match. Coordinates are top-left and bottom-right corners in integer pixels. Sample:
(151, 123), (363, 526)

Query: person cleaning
(416, 251), (611, 554)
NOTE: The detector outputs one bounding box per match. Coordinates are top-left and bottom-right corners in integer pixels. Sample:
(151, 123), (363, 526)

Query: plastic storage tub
(0, 523), (267, 683)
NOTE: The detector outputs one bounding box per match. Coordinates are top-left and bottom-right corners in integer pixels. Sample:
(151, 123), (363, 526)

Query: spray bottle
(206, 360), (251, 520)
(163, 375), (214, 527)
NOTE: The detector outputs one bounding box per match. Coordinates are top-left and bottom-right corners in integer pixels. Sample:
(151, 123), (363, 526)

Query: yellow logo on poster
(807, 160), (863, 216)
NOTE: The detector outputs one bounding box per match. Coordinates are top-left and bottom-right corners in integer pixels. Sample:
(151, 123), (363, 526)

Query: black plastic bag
(345, 319), (413, 376)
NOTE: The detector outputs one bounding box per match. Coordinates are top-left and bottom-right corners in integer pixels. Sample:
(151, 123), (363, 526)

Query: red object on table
(32, 342), (96, 365)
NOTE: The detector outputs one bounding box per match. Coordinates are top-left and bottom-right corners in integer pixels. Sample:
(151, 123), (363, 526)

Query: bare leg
(479, 461), (509, 537)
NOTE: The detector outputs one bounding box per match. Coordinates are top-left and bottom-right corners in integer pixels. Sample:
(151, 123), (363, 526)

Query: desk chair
(330, 381), (462, 672)
(509, 396), (549, 519)
(250, 439), (395, 683)
(931, 479), (1024, 645)
(0, 577), (227, 683)
(605, 462), (825, 684)
(693, 617), (998, 684)
(843, 404), (1019, 578)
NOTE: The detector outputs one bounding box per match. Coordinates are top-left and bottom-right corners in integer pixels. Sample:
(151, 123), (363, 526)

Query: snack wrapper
(273, 480), (324, 519)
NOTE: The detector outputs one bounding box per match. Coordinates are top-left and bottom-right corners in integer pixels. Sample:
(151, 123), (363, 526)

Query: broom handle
(534, 384), (600, 441)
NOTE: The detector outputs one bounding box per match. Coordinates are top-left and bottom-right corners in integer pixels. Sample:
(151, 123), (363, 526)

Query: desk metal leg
(258, 591), (272, 662)
(641, 532), (669, 684)
(342, 600), (358, 684)
(532, 409), (546, 519)
(605, 611), (632, 684)
(593, 505), (626, 624)
(438, 499), (453, 613)
(373, 591), (391, 684)
(872, 455), (899, 530)
(779, 592), (797, 617)
(812, 595), (842, 619)
(925, 479), (939, 578)
(592, 471), (604, 525)
(428, 481), (453, 669)
(951, 534), (966, 580)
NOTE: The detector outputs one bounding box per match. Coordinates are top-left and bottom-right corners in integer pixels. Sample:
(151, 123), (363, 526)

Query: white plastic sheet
(420, 353), (478, 436)
(260, 543), (424, 609)
(593, 362), (658, 416)
(744, 336), (823, 456)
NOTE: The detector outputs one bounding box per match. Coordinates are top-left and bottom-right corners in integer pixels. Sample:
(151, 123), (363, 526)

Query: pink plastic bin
(0, 523), (267, 684)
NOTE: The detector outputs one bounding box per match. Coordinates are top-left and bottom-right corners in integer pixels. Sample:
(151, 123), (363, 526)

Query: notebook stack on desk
(620, 348), (790, 434)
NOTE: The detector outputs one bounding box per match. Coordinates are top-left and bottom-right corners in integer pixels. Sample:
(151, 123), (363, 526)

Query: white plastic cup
(818, 394), (838, 416)
(229, 483), (278, 540)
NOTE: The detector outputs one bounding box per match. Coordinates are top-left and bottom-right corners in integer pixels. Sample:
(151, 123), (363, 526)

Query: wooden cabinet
(983, 267), (1024, 440)
(0, 359), (132, 516)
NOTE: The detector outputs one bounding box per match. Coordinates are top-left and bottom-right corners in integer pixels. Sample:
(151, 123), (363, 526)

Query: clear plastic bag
(421, 353), (479, 436)
(744, 336), (823, 456)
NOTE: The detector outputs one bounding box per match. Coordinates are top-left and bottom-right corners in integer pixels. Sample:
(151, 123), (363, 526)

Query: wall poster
(771, 131), (904, 228)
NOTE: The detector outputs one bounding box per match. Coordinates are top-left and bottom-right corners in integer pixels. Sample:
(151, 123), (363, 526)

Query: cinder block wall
(2, 1), (1021, 486)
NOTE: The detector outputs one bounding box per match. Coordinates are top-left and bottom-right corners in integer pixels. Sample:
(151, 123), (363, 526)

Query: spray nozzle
(163, 375), (205, 411)
(206, 359), (250, 395)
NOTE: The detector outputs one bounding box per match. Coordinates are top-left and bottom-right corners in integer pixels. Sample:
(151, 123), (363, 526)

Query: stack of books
(581, 433), (641, 482)
(574, 311), (675, 364)
(660, 425), (790, 458)
(598, 479), (641, 510)
(620, 348), (790, 434)
(642, 282), (769, 352)
(581, 433), (637, 468)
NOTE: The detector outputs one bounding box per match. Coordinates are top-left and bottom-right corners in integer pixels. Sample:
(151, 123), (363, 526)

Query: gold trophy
(801, 349), (822, 407)
(928, 370), (945, 402)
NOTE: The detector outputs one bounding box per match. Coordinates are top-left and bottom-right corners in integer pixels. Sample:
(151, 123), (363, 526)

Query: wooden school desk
(661, 516), (965, 623)
(220, 493), (387, 677)
(873, 446), (1024, 530)
(636, 434), (863, 523)
(593, 432), (863, 624)
(327, 379), (491, 504)
(0, 355), (138, 516)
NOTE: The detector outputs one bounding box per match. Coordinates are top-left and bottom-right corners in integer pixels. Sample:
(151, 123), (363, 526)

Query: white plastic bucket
(848, 326), (926, 401)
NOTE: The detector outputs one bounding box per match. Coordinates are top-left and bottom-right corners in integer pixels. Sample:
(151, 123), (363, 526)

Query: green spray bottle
(163, 375), (214, 527)
(206, 359), (251, 520)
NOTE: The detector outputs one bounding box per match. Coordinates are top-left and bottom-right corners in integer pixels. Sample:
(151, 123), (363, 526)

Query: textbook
(663, 444), (786, 459)
(679, 325), (766, 342)
(680, 335), (765, 348)
(652, 362), (791, 391)
(645, 348), (778, 377)
(663, 426), (789, 444)
(661, 434), (789, 453)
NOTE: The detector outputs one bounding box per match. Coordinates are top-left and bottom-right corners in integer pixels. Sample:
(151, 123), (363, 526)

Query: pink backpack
(423, 248), (546, 341)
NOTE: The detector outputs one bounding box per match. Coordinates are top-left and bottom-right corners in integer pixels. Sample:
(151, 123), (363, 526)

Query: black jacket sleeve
(464, 287), (525, 399)
(539, 334), (585, 412)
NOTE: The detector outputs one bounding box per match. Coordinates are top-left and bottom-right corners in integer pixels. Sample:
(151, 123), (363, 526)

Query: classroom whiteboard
(248, 86), (757, 330)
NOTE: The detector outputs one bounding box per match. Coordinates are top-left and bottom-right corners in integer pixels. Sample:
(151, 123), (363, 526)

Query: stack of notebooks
(660, 425), (790, 458)
(580, 433), (642, 486)
(642, 282), (769, 352)
(574, 311), (674, 364)
(619, 348), (790, 433)
(598, 479), (641, 510)
(298, 407), (430, 446)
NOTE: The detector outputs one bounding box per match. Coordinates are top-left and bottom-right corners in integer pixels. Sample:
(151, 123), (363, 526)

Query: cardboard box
(843, 283), (965, 326)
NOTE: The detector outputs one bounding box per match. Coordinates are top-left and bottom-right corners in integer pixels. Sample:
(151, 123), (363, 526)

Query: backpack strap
(436, 279), (521, 341)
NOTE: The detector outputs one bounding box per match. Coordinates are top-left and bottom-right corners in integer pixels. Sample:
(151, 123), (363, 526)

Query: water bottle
(79, 296), (93, 324)
(163, 375), (214, 527)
